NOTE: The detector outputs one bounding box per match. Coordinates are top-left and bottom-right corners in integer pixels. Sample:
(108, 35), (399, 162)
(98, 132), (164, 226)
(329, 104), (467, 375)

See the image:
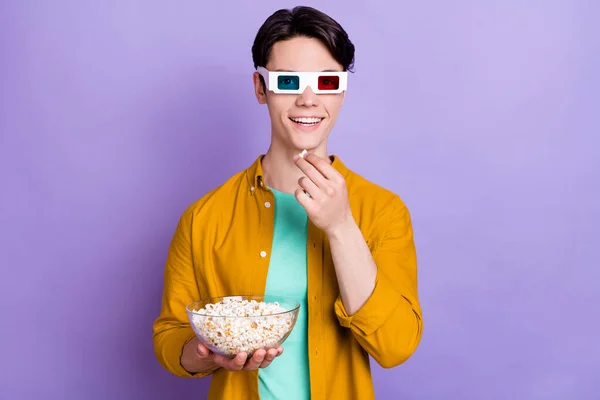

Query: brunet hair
(251, 6), (356, 73)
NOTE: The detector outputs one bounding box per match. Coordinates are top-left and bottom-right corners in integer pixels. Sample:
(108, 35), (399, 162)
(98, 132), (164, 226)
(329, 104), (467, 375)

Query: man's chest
(191, 208), (340, 306)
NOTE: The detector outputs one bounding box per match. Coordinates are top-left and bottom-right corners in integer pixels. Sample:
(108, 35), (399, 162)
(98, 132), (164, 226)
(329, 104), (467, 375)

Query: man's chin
(288, 131), (325, 149)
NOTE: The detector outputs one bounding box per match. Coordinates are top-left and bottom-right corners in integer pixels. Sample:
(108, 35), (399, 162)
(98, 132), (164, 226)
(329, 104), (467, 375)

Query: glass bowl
(186, 295), (300, 358)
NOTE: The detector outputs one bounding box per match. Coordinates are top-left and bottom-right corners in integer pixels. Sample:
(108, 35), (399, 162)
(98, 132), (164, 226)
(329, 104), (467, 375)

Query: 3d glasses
(257, 67), (348, 94)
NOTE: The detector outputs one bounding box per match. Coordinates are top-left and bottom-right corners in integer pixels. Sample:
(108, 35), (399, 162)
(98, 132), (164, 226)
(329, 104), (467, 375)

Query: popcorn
(189, 297), (296, 356)
(298, 149), (308, 159)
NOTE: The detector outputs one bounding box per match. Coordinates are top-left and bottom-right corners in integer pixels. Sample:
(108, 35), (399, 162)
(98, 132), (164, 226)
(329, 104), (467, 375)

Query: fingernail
(292, 155), (299, 161)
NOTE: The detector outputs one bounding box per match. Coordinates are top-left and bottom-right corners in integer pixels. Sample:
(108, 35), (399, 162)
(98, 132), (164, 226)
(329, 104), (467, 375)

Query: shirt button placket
(261, 192), (271, 258)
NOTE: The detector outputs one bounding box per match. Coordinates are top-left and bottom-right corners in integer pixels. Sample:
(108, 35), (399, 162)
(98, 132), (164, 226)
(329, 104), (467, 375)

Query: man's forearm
(327, 219), (378, 315)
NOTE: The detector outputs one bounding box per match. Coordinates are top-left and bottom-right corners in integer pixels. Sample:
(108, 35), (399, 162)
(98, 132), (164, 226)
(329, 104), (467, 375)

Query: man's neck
(261, 142), (330, 194)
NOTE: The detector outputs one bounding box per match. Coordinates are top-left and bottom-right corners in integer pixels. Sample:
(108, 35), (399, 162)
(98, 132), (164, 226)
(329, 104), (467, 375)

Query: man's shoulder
(181, 165), (250, 218)
(344, 165), (410, 224)
(346, 167), (406, 207)
(344, 166), (412, 239)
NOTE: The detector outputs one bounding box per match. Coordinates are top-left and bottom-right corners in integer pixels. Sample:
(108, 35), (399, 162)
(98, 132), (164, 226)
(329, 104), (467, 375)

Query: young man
(153, 6), (423, 400)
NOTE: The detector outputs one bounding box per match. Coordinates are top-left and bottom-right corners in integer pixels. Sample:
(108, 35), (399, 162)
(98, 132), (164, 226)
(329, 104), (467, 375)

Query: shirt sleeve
(333, 197), (423, 368)
(152, 210), (212, 378)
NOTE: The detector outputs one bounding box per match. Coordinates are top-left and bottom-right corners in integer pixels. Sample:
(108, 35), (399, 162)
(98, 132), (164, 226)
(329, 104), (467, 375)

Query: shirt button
(259, 181), (264, 188)
(250, 186), (255, 192)
(264, 201), (271, 208)
(260, 251), (267, 258)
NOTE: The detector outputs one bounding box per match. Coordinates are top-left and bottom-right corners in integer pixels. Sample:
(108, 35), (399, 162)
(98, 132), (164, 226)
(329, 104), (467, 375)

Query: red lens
(317, 76), (340, 90)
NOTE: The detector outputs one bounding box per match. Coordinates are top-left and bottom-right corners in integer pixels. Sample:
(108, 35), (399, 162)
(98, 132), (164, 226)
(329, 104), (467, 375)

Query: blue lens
(277, 75), (300, 90)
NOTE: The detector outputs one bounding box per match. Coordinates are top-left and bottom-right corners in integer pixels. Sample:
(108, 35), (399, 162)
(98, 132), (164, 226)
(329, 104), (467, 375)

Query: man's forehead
(267, 38), (343, 72)
(272, 68), (342, 73)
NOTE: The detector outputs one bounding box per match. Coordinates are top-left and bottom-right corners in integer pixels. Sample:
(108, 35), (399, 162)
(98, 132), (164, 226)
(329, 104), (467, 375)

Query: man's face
(253, 36), (345, 154)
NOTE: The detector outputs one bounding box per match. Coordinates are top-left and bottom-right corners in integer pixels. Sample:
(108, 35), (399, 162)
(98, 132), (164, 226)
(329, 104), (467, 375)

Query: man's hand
(181, 337), (284, 374)
(293, 152), (353, 235)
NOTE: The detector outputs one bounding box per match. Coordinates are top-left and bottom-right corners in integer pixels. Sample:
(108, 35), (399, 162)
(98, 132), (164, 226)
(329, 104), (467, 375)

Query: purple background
(1, 1), (599, 399)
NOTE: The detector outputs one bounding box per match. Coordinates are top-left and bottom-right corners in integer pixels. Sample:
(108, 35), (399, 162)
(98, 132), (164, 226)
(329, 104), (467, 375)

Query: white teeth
(290, 117), (323, 124)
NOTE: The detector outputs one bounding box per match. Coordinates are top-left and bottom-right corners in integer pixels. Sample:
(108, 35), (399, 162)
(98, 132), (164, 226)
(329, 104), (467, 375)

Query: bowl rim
(185, 295), (301, 318)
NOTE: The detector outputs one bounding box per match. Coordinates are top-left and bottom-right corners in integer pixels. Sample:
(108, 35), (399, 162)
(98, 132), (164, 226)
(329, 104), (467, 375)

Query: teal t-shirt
(258, 188), (310, 399)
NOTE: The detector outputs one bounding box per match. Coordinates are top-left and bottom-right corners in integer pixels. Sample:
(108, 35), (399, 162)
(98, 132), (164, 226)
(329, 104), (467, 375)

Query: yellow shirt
(152, 155), (423, 400)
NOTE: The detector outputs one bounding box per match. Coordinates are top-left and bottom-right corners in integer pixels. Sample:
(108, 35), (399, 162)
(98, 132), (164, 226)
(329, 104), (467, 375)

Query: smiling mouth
(289, 117), (324, 126)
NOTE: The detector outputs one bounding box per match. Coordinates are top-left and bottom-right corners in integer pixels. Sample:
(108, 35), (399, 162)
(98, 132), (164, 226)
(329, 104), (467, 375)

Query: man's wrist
(326, 216), (358, 241)
(181, 337), (219, 374)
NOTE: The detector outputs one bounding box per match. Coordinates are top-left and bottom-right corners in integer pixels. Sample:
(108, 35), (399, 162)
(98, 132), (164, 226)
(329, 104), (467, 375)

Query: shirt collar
(245, 154), (350, 190)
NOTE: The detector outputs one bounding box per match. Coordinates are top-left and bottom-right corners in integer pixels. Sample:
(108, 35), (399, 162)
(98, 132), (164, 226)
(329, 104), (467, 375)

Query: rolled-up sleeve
(334, 197), (423, 368)
(152, 210), (211, 378)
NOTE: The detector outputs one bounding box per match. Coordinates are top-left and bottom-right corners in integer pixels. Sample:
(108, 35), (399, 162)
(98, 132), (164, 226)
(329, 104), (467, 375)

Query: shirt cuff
(160, 328), (213, 378)
(334, 272), (403, 336)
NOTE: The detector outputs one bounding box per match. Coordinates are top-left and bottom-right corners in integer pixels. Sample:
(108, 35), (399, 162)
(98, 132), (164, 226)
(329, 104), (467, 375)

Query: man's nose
(296, 86), (319, 107)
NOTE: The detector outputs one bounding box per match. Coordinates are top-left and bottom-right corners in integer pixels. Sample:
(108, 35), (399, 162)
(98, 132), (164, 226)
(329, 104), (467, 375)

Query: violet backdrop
(1, 1), (598, 399)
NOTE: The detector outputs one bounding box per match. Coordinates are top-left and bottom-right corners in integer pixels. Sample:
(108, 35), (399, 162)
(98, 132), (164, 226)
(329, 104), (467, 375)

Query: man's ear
(253, 72), (267, 104)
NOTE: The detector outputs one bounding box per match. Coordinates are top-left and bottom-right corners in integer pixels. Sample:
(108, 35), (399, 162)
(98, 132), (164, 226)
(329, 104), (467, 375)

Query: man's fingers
(218, 352), (247, 370)
(244, 349), (266, 370)
(266, 348), (279, 360)
(259, 348), (280, 368)
(298, 176), (320, 199)
(196, 343), (210, 359)
(303, 153), (338, 180)
(232, 352), (247, 369)
(206, 347), (284, 371)
(295, 157), (329, 188)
